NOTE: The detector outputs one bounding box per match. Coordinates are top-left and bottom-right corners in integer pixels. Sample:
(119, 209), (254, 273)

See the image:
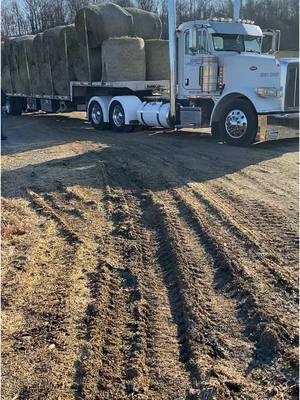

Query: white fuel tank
(137, 102), (171, 128)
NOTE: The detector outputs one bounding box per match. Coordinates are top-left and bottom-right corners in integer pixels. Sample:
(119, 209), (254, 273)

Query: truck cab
(174, 18), (299, 145)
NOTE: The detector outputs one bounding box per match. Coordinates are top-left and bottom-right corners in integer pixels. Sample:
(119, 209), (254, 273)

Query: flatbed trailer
(4, 0), (299, 146)
(6, 79), (169, 111)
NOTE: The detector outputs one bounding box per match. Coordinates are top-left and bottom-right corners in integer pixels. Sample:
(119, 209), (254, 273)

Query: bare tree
(137, 0), (159, 12)
(1, 0), (298, 50)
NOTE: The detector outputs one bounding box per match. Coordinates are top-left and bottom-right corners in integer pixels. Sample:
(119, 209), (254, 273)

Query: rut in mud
(2, 113), (299, 400)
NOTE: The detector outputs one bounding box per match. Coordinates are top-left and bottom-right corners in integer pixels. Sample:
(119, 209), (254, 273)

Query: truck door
(182, 28), (209, 91)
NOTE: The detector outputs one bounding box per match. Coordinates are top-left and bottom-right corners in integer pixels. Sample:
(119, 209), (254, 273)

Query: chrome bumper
(256, 113), (299, 142)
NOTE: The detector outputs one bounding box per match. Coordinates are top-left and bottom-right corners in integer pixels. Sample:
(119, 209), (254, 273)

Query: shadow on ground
(2, 112), (299, 199)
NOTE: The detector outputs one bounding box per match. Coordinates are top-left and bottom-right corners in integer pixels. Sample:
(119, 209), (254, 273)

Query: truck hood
(220, 53), (281, 90)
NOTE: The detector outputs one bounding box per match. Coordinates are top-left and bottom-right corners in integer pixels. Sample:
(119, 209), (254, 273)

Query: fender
(109, 96), (142, 125)
(87, 96), (113, 123)
(210, 88), (282, 125)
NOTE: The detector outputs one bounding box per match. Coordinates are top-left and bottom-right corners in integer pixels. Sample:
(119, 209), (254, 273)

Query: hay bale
(9, 36), (34, 94)
(44, 26), (70, 95)
(125, 8), (161, 39)
(275, 50), (299, 59)
(18, 36), (35, 94)
(102, 37), (145, 82)
(32, 33), (53, 94)
(75, 3), (132, 49)
(145, 39), (169, 80)
(1, 41), (13, 93)
(7, 38), (20, 93)
(64, 24), (102, 82)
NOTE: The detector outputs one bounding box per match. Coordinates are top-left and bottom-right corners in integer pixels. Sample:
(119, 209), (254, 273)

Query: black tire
(109, 101), (134, 133)
(213, 99), (257, 146)
(6, 96), (24, 116)
(89, 101), (108, 130)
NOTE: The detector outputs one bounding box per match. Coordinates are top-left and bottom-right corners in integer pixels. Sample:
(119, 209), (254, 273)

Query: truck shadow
(1, 112), (298, 199)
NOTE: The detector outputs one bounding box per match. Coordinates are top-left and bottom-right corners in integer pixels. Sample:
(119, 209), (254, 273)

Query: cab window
(185, 29), (209, 55)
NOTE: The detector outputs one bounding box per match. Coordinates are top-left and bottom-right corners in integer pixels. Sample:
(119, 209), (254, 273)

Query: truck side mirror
(189, 26), (198, 52)
(262, 29), (281, 54)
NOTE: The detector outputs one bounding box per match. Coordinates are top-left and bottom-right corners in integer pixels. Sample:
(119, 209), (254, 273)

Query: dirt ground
(1, 112), (299, 400)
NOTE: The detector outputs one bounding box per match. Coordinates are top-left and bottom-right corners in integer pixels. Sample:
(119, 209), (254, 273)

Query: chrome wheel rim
(225, 109), (248, 139)
(91, 103), (102, 125)
(112, 104), (124, 128)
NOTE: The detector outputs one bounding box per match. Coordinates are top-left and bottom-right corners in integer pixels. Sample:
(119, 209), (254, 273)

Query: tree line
(1, 0), (298, 50)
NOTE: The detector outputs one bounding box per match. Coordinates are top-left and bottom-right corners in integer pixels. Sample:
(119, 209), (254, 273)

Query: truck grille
(285, 62), (299, 110)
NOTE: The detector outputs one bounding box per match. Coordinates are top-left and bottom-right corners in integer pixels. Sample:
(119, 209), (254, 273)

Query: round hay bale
(145, 39), (169, 80)
(102, 37), (145, 82)
(125, 8), (161, 39)
(75, 3), (133, 48)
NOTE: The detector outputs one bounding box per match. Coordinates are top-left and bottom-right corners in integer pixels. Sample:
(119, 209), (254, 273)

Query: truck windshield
(212, 34), (261, 53)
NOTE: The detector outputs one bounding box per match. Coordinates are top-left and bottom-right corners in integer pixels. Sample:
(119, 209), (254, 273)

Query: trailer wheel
(6, 96), (24, 116)
(89, 101), (108, 130)
(109, 101), (134, 133)
(213, 99), (257, 146)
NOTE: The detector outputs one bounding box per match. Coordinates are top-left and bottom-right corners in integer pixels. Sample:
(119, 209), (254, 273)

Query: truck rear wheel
(6, 96), (24, 116)
(213, 99), (257, 146)
(109, 101), (134, 132)
(89, 101), (108, 130)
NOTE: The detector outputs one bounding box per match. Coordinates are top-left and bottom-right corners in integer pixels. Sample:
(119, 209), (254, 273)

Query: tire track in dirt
(36, 161), (192, 399)
(29, 180), (133, 398)
(237, 167), (297, 197)
(3, 128), (298, 399)
(208, 182), (298, 262)
(171, 188), (298, 380)
(106, 154), (270, 397)
(149, 192), (263, 398)
(102, 166), (194, 399)
(111, 143), (297, 296)
(186, 183), (298, 295)
(106, 148), (298, 396)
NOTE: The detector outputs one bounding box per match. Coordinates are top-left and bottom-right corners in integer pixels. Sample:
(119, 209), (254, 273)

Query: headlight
(256, 87), (283, 97)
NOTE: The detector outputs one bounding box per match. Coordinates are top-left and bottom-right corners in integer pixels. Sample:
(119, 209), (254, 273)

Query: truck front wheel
(109, 101), (134, 133)
(213, 99), (257, 146)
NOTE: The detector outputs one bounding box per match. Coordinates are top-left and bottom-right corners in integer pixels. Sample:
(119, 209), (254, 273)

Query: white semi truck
(5, 0), (299, 146)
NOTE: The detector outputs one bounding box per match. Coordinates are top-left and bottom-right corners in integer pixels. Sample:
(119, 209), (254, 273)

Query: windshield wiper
(215, 49), (241, 53)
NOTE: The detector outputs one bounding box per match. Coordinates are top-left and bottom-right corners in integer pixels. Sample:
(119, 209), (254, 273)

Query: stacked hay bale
(3, 4), (167, 97)
(125, 7), (162, 39)
(1, 41), (13, 93)
(64, 24), (102, 82)
(15, 35), (35, 94)
(6, 38), (19, 93)
(102, 37), (146, 81)
(43, 26), (70, 95)
(145, 39), (170, 80)
(9, 36), (35, 93)
(32, 33), (53, 94)
(75, 2), (133, 48)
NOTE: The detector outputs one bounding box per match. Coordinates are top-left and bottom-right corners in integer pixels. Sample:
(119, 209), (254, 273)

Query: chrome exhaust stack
(167, 0), (177, 126)
(234, 0), (241, 20)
